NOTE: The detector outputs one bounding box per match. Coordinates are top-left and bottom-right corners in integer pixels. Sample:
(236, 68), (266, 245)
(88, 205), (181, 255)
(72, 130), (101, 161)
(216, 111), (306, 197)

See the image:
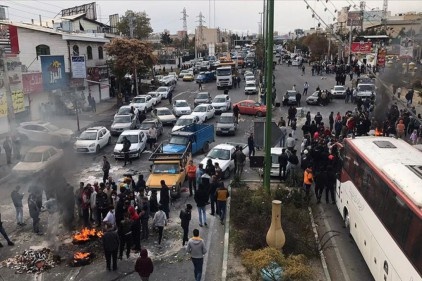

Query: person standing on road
(198, 81), (203, 91)
(179, 204), (192, 246)
(28, 192), (42, 235)
(147, 125), (157, 150)
(96, 187), (109, 226)
(303, 82), (309, 96)
(11, 134), (21, 160)
(0, 212), (15, 247)
(187, 160), (197, 196)
(168, 91), (173, 104)
(286, 133), (296, 152)
(278, 149), (288, 180)
(295, 92), (302, 107)
(128, 205), (141, 252)
(152, 205), (167, 245)
(234, 146), (246, 177)
(216, 183), (229, 224)
(102, 156), (111, 183)
(237, 76), (241, 88)
(303, 165), (314, 201)
(196, 163), (205, 187)
(81, 185), (91, 228)
(3, 137), (12, 164)
(233, 104), (240, 124)
(209, 175), (220, 216)
(159, 180), (170, 219)
(139, 197), (150, 240)
(121, 136), (132, 166)
(329, 112), (334, 132)
(102, 223), (119, 271)
(11, 185), (24, 226)
(187, 229), (207, 281)
(247, 133), (255, 157)
(194, 182), (209, 227)
(135, 248), (154, 281)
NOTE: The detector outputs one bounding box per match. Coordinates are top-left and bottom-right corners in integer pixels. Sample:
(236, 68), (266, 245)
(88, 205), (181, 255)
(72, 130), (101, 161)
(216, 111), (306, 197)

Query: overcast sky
(5, 0), (421, 35)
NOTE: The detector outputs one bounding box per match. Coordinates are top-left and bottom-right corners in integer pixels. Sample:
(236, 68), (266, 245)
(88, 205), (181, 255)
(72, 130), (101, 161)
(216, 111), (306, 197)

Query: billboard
(0, 91), (25, 117)
(377, 48), (387, 68)
(40, 55), (68, 91)
(0, 54), (25, 116)
(351, 42), (373, 54)
(22, 73), (43, 94)
(71, 56), (87, 79)
(399, 37), (414, 59)
(347, 11), (362, 26)
(61, 2), (97, 20)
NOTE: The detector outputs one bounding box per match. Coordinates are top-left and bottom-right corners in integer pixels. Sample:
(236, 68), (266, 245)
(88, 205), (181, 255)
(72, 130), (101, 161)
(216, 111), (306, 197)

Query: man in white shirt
(303, 82), (309, 96)
(148, 125), (157, 150)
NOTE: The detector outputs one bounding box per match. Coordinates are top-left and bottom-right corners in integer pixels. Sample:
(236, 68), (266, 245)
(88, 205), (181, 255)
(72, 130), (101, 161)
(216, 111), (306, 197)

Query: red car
(233, 100), (267, 117)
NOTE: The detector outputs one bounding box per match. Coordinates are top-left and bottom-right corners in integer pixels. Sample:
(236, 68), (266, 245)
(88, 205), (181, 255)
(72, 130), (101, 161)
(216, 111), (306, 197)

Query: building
(195, 26), (221, 50)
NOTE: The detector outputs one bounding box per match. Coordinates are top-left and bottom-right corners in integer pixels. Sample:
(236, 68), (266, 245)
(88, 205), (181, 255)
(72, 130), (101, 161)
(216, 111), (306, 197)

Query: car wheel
(256, 111), (263, 117)
(137, 150), (141, 159)
(107, 137), (111, 145)
(223, 168), (231, 179)
(202, 142), (210, 153)
(344, 208), (351, 237)
(95, 145), (100, 154)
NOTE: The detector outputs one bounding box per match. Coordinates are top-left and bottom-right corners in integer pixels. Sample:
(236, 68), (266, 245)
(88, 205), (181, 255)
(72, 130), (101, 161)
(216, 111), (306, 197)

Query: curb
(308, 206), (332, 281)
(221, 183), (232, 281)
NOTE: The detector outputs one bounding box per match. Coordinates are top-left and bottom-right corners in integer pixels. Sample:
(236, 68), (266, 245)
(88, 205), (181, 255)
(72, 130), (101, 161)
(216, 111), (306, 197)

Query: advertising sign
(377, 48), (387, 68)
(0, 91), (25, 117)
(40, 55), (67, 91)
(71, 56), (87, 79)
(399, 37), (414, 59)
(347, 11), (362, 26)
(22, 72), (43, 94)
(351, 42), (373, 54)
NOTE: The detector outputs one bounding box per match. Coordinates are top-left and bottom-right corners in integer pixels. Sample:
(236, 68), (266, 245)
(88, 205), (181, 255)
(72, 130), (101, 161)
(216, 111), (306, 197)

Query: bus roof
(346, 137), (422, 210)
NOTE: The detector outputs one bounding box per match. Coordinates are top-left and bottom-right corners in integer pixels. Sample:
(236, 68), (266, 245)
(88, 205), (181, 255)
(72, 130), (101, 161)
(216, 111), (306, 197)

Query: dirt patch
(226, 243), (252, 281)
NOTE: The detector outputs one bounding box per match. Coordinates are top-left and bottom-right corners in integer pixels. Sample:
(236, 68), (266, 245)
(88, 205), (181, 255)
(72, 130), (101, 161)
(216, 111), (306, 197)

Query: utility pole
(0, 48), (17, 132)
(264, 0), (274, 194)
(128, 14), (139, 96)
(196, 12), (206, 58)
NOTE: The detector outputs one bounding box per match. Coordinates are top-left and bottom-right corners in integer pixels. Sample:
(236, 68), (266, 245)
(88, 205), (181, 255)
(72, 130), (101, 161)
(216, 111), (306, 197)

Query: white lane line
(221, 184), (232, 281)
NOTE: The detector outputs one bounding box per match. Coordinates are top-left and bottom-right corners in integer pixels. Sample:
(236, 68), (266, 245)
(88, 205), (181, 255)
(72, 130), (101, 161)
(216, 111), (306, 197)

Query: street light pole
(263, 0), (274, 194)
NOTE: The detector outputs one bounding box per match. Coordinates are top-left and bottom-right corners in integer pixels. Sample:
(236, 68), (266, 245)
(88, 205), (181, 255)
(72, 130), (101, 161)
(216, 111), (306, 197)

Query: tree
(301, 33), (329, 61)
(161, 32), (173, 46)
(105, 38), (157, 92)
(117, 10), (153, 39)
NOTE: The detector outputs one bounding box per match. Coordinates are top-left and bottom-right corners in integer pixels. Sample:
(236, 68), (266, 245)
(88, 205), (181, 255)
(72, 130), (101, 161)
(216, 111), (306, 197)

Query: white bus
(337, 136), (422, 281)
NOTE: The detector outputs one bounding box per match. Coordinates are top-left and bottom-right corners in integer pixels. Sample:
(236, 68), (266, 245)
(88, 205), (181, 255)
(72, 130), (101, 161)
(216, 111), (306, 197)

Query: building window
(36, 44), (50, 58)
(87, 46), (93, 60)
(98, 46), (104, 60)
(73, 45), (79, 55)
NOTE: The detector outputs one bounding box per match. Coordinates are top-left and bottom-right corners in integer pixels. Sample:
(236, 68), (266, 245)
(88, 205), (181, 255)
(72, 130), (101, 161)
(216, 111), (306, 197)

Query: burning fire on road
(70, 252), (95, 267)
(72, 228), (103, 244)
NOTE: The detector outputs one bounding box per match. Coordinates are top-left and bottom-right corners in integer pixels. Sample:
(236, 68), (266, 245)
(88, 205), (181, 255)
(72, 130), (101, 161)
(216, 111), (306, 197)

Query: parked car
(147, 91), (162, 105)
(156, 86), (172, 99)
(216, 113), (237, 135)
(233, 100), (267, 117)
(74, 126), (111, 153)
(282, 90), (298, 106)
(330, 85), (346, 98)
(211, 94), (231, 113)
(194, 92), (212, 107)
(115, 105), (138, 119)
(244, 81), (258, 95)
(159, 76), (177, 91)
(178, 69), (193, 78)
(172, 100), (192, 117)
(17, 121), (73, 145)
(306, 91), (320, 105)
(12, 146), (63, 177)
(138, 118), (163, 139)
(113, 130), (147, 159)
(183, 73), (195, 82)
(110, 114), (138, 136)
(191, 104), (215, 123)
(168, 72), (178, 80)
(172, 115), (200, 132)
(130, 95), (154, 113)
(155, 107), (177, 125)
(245, 75), (256, 84)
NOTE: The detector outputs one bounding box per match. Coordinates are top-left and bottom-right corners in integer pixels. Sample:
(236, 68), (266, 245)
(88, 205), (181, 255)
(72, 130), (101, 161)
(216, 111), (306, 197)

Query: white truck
(356, 83), (376, 101)
(200, 142), (249, 179)
(216, 66), (233, 90)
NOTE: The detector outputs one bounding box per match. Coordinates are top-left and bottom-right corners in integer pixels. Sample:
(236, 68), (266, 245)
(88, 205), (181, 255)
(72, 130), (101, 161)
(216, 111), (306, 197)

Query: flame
(375, 128), (383, 136)
(74, 252), (90, 260)
(73, 228), (103, 242)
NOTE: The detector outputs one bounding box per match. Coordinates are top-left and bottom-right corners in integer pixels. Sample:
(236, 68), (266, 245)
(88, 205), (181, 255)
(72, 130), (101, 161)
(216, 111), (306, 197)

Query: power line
(31, 0), (66, 10)
(8, 0), (58, 15)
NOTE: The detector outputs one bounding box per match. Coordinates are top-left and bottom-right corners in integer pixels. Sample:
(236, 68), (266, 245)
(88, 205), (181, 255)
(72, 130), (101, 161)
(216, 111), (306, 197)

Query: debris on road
(0, 248), (60, 274)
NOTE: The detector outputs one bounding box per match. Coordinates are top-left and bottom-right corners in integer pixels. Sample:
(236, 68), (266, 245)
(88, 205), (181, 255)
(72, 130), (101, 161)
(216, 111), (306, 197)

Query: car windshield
(207, 148), (230, 160)
(114, 116), (131, 123)
(246, 82), (256, 87)
(245, 76), (254, 81)
(254, 102), (262, 107)
(334, 86), (345, 91)
(157, 87), (167, 92)
(117, 134), (138, 144)
(45, 124), (59, 131)
(117, 107), (131, 115)
(24, 152), (43, 162)
(133, 97), (146, 103)
(157, 109), (172, 116)
(139, 122), (155, 130)
(79, 131), (97, 140)
(213, 98), (226, 103)
(196, 93), (209, 99)
(148, 93), (158, 97)
(358, 84), (374, 91)
(170, 136), (189, 145)
(216, 68), (231, 76)
(194, 106), (206, 112)
(287, 92), (296, 97)
(175, 101), (189, 107)
(181, 70), (188, 74)
(219, 116), (234, 123)
(175, 118), (193, 126)
(152, 163), (179, 174)
(271, 154), (280, 164)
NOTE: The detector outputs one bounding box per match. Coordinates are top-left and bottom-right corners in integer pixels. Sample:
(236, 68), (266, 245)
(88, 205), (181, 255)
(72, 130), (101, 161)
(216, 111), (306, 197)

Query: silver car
(17, 121), (73, 145)
(12, 146), (63, 177)
(216, 113), (237, 135)
(110, 114), (138, 136)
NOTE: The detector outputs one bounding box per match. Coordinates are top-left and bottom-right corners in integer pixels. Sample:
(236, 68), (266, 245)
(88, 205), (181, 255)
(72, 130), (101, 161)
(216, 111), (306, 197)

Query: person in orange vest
(187, 160), (197, 197)
(303, 165), (314, 201)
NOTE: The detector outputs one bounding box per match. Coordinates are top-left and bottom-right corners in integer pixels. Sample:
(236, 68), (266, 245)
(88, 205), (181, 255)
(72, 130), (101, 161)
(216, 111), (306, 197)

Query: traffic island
(226, 181), (327, 281)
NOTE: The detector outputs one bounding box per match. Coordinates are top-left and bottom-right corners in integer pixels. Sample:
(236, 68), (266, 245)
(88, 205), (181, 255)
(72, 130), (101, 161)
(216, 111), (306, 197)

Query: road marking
(318, 204), (351, 281)
(221, 184), (232, 281)
(202, 207), (215, 281)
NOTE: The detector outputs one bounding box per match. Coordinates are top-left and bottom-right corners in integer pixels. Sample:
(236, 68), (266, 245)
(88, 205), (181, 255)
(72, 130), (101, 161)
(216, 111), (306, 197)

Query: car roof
(28, 145), (56, 153)
(20, 121), (51, 126)
(119, 105), (131, 109)
(238, 100), (256, 103)
(180, 115), (196, 119)
(175, 99), (188, 103)
(115, 114), (132, 118)
(135, 95), (151, 98)
(214, 94), (227, 98)
(196, 104), (209, 107)
(155, 107), (171, 111)
(220, 112), (234, 117)
(271, 147), (283, 154)
(143, 118), (159, 123)
(196, 92), (209, 96)
(212, 143), (236, 150)
(120, 130), (142, 135)
(85, 126), (105, 131)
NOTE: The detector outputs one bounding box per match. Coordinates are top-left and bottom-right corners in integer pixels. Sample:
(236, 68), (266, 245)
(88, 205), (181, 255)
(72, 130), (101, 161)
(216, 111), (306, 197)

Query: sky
(4, 0), (421, 35)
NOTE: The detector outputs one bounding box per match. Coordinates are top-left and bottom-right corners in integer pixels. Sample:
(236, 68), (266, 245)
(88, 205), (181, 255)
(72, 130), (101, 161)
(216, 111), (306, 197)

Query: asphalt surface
(0, 62), (373, 281)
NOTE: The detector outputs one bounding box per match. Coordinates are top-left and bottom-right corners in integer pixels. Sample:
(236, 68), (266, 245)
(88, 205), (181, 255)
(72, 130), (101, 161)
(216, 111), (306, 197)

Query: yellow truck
(146, 143), (191, 199)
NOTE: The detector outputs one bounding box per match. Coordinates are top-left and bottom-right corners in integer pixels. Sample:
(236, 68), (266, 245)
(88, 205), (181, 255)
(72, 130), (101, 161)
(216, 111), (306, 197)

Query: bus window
(404, 216), (422, 275)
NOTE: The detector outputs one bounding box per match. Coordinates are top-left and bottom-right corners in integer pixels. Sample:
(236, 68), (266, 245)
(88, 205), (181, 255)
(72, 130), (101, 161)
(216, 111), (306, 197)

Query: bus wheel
(344, 208), (351, 236)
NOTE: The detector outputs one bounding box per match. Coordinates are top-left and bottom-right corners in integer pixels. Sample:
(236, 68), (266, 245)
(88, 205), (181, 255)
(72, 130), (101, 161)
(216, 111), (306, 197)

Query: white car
(74, 126), (111, 153)
(115, 105), (138, 119)
(12, 146), (63, 177)
(172, 115), (200, 132)
(172, 100), (192, 117)
(17, 121), (73, 145)
(191, 104), (215, 123)
(211, 94), (231, 113)
(178, 69), (192, 78)
(200, 143), (249, 179)
(147, 91), (162, 105)
(292, 59), (300, 66)
(244, 81), (258, 95)
(330, 85), (346, 98)
(245, 75), (256, 84)
(156, 86), (172, 99)
(113, 130), (147, 159)
(155, 107), (177, 125)
(130, 95), (154, 113)
(168, 72), (179, 80)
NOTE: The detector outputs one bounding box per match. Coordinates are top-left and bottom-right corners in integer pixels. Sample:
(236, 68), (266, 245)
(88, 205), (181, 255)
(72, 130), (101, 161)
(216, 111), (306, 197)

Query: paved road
(0, 63), (373, 281)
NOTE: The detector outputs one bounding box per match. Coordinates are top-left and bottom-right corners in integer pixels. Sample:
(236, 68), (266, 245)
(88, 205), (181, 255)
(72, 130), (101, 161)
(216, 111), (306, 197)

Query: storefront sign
(22, 72), (43, 94)
(71, 56), (87, 79)
(377, 48), (387, 68)
(351, 42), (373, 54)
(40, 55), (68, 91)
(0, 91), (25, 117)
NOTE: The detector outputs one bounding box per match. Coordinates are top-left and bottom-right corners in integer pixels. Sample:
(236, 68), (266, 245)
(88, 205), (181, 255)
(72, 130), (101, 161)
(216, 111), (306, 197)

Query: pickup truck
(200, 142), (249, 179)
(356, 83), (376, 101)
(146, 145), (191, 199)
(163, 123), (214, 155)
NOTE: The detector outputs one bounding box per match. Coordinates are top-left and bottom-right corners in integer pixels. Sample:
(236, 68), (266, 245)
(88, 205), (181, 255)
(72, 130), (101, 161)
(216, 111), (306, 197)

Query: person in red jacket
(135, 248), (154, 281)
